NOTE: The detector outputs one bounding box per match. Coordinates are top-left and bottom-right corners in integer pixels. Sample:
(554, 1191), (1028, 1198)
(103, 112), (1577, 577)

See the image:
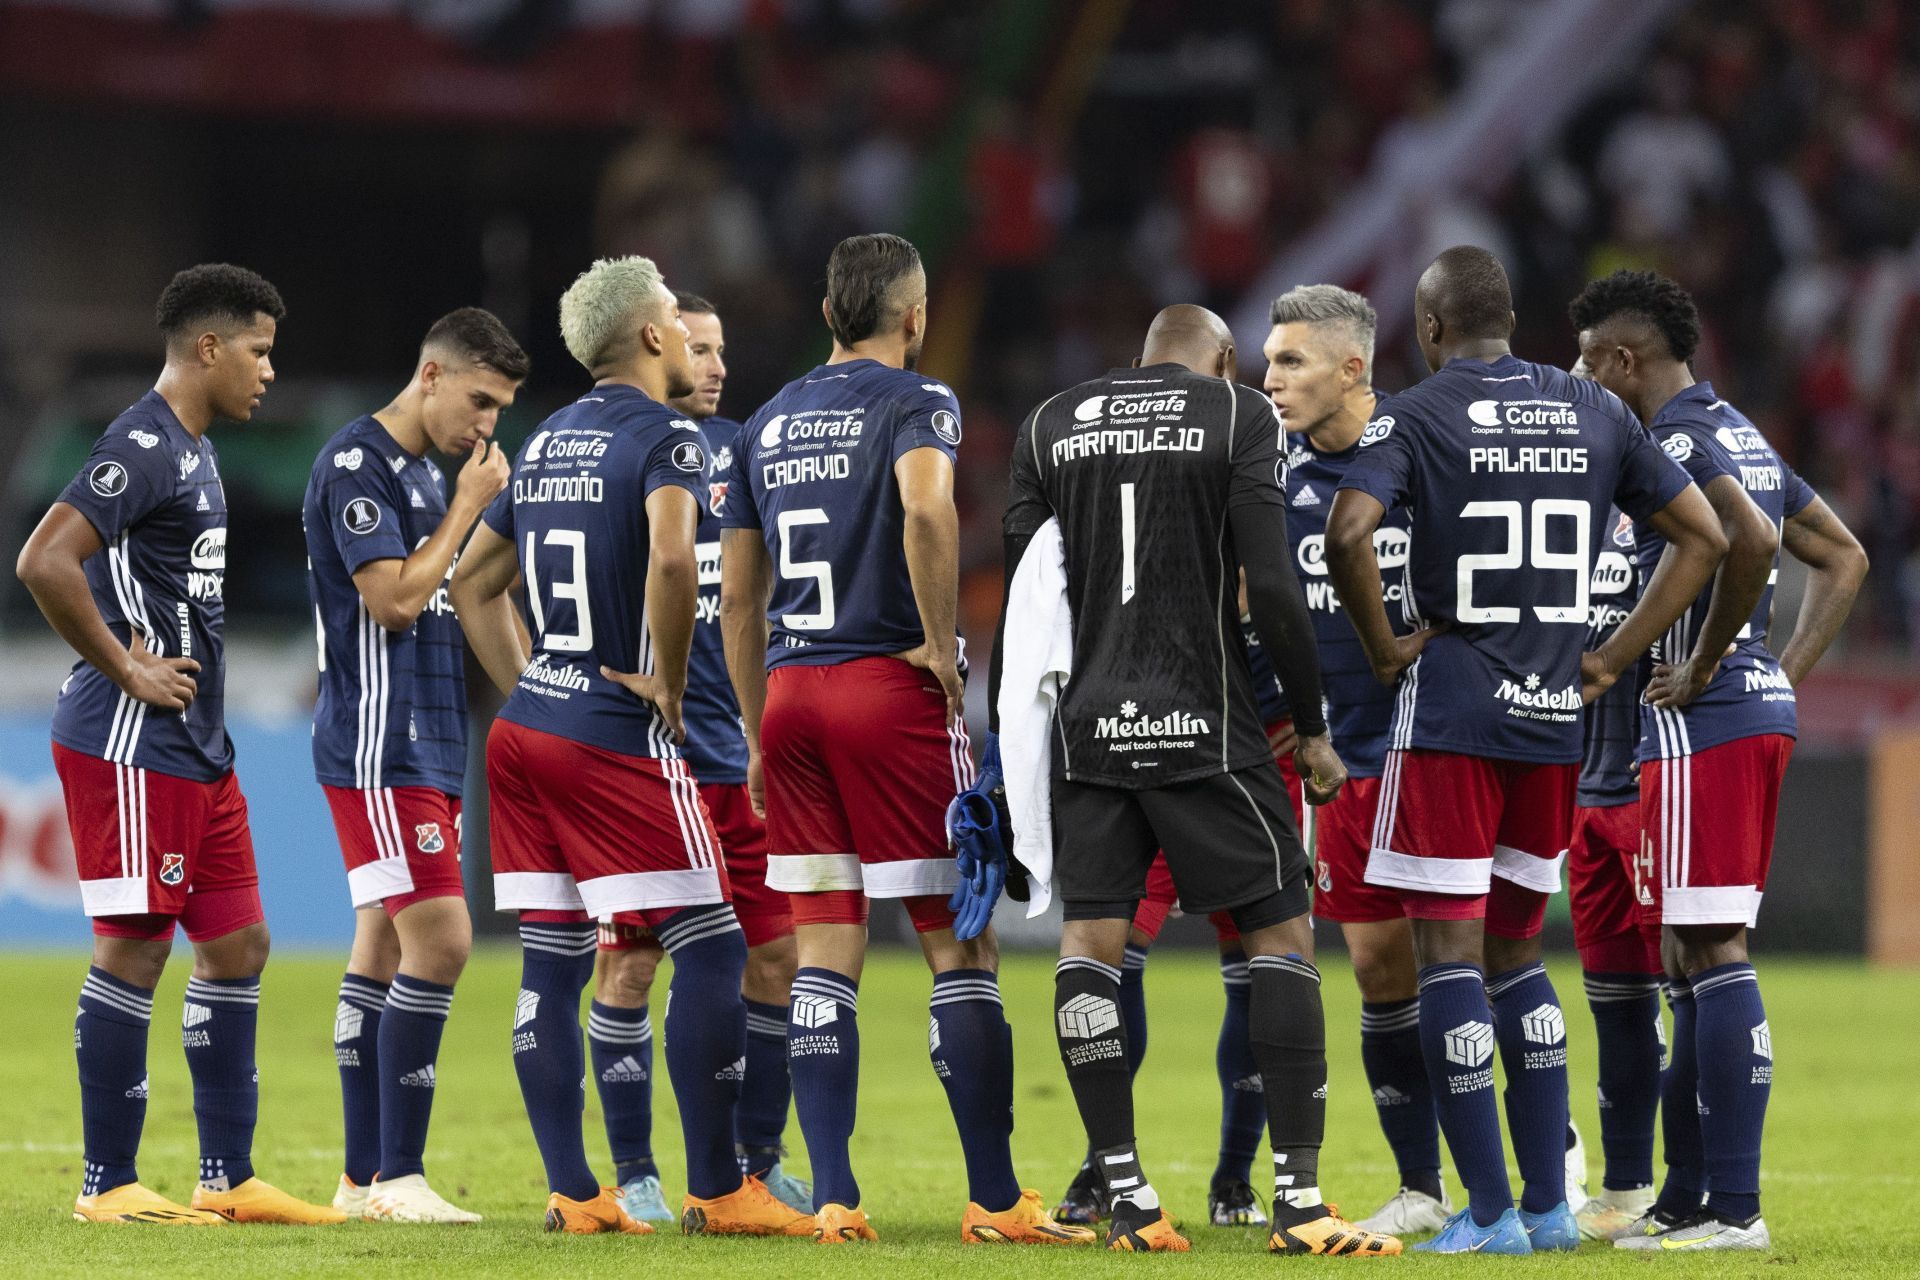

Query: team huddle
(16, 234), (1866, 1255)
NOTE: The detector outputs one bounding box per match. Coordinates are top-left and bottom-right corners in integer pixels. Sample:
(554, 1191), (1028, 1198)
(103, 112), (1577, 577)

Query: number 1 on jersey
(1119, 482), (1137, 604)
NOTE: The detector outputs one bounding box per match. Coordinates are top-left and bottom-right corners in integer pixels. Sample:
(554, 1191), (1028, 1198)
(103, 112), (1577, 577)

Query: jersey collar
(1653, 381), (1717, 423)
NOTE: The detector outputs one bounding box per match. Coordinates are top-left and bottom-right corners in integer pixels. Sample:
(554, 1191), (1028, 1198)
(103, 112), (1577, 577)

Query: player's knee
(744, 934), (797, 1001)
(923, 924), (998, 975)
(193, 920), (270, 979)
(1671, 923), (1747, 976)
(1483, 930), (1542, 974)
(1350, 948), (1415, 1002)
(92, 934), (172, 989)
(596, 949), (657, 1006)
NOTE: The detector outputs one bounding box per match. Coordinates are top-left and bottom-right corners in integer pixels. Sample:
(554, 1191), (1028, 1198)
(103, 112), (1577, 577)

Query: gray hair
(1268, 284), (1378, 382)
(559, 256), (666, 371)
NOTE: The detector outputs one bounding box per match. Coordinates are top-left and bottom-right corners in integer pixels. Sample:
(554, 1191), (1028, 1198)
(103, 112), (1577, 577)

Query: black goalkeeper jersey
(1004, 363), (1288, 788)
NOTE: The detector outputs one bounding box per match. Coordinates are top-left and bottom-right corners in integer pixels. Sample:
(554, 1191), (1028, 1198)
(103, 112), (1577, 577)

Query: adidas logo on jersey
(183, 1002), (213, 1029)
(1291, 485), (1321, 507)
(600, 1055), (648, 1084)
(399, 1065), (437, 1088)
(714, 1056), (746, 1082)
(410, 489), (425, 508)
(195, 490), (210, 512)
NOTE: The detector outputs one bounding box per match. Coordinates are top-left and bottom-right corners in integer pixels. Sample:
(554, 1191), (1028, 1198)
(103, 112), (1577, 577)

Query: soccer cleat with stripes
(74, 1182), (227, 1225)
(681, 1175), (813, 1236)
(813, 1202), (878, 1244)
(544, 1186), (654, 1234)
(365, 1173), (482, 1224)
(1355, 1185), (1451, 1236)
(1411, 1207), (1533, 1254)
(1577, 1185), (1655, 1240)
(191, 1177), (349, 1225)
(331, 1175), (370, 1219)
(617, 1173), (675, 1223)
(1640, 1212), (1770, 1252)
(1267, 1205), (1403, 1256)
(1106, 1209), (1190, 1252)
(962, 1188), (1098, 1245)
(1208, 1179), (1270, 1227)
(1518, 1200), (1579, 1251)
(1051, 1161), (1108, 1226)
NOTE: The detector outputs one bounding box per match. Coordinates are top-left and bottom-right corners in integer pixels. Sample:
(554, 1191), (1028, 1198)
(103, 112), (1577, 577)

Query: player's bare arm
(1324, 489), (1440, 687)
(353, 440), (511, 631)
(1646, 474), (1777, 709)
(16, 502), (201, 710)
(894, 445), (964, 727)
(719, 527), (773, 817)
(1776, 495), (1869, 686)
(449, 520), (528, 695)
(599, 485), (699, 743)
(1582, 482), (1725, 703)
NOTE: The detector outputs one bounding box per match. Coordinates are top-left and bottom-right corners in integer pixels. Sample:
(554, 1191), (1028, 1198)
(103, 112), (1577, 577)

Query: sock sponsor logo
(928, 1016), (941, 1055)
(1442, 1020), (1493, 1069)
(1750, 1020), (1772, 1061)
(514, 989), (540, 1029)
(183, 1002), (213, 1028)
(792, 994), (839, 1029)
(600, 1054), (648, 1083)
(336, 1047), (361, 1067)
(1056, 993), (1120, 1040)
(1520, 1003), (1565, 1046)
(125, 1074), (149, 1099)
(512, 1030), (537, 1054)
(1232, 1073), (1264, 1093)
(399, 1064), (436, 1088)
(1371, 1084), (1410, 1107)
(334, 1002), (365, 1044)
(714, 1056), (746, 1082)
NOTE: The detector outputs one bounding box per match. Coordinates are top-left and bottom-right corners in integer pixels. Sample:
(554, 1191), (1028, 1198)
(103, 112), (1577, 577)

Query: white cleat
(1613, 1206), (1702, 1249)
(1620, 1211), (1769, 1252)
(332, 1175), (370, 1219)
(1578, 1185), (1655, 1240)
(1354, 1185), (1452, 1236)
(364, 1174), (482, 1224)
(1564, 1120), (1589, 1215)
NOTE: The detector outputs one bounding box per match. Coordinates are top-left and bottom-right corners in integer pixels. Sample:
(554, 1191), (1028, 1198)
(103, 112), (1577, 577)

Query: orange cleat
(543, 1186), (655, 1235)
(191, 1177), (349, 1225)
(813, 1202), (878, 1244)
(1269, 1204), (1404, 1256)
(74, 1182), (226, 1225)
(963, 1189), (1099, 1245)
(1107, 1209), (1191, 1252)
(681, 1175), (813, 1236)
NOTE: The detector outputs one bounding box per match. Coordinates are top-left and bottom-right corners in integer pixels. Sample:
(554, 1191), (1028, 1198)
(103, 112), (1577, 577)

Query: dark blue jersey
(303, 417), (467, 795)
(1578, 507), (1643, 807)
(1338, 355), (1690, 764)
(481, 384), (708, 759)
(1634, 384), (1814, 762)
(50, 392), (233, 781)
(682, 416), (749, 784)
(717, 361), (961, 670)
(1283, 418), (1414, 778)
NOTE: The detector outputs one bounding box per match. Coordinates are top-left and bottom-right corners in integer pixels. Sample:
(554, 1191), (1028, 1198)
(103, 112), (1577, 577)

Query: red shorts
(1640, 733), (1791, 928)
(1568, 801), (1659, 972)
(761, 657), (972, 903)
(600, 782), (792, 949)
(323, 785), (465, 914)
(486, 719), (729, 924)
(53, 742), (263, 942)
(1311, 775), (1402, 924)
(1131, 722), (1302, 943)
(1366, 748), (1574, 937)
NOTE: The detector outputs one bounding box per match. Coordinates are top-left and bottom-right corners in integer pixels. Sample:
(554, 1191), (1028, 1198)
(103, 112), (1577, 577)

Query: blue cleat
(1520, 1201), (1581, 1251)
(760, 1161), (814, 1215)
(617, 1174), (675, 1223)
(1411, 1207), (1535, 1255)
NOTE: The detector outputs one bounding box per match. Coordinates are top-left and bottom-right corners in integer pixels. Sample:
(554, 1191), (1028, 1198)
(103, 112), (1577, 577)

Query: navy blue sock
(788, 968), (861, 1210)
(738, 998), (793, 1170)
(183, 976), (259, 1190)
(76, 968), (153, 1196)
(587, 1000), (656, 1184)
(1417, 963), (1511, 1226)
(1583, 970), (1662, 1191)
(1655, 978), (1706, 1218)
(335, 974), (388, 1185)
(1212, 954), (1264, 1190)
(657, 907), (749, 1200)
(1692, 963), (1770, 1223)
(1119, 944), (1149, 1077)
(929, 969), (1021, 1212)
(512, 920), (598, 1200)
(1360, 997), (1442, 1193)
(379, 974), (453, 1180)
(1487, 963), (1570, 1213)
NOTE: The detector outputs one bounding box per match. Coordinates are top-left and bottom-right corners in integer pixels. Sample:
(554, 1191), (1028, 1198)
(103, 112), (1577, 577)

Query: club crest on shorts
(158, 853), (186, 886)
(415, 823), (446, 854)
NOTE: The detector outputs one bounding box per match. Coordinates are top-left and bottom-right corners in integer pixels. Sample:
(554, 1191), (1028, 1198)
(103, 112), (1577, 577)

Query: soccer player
(304, 308), (526, 1222)
(998, 302), (1401, 1256)
(719, 233), (1088, 1248)
(1262, 283), (1458, 1235)
(451, 256), (807, 1238)
(1324, 246), (1726, 1254)
(16, 263), (343, 1225)
(588, 292), (810, 1222)
(1570, 270), (1868, 1250)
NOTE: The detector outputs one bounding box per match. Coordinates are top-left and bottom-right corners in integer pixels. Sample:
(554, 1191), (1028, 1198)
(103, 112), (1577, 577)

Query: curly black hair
(156, 263), (286, 340)
(1567, 269), (1700, 363)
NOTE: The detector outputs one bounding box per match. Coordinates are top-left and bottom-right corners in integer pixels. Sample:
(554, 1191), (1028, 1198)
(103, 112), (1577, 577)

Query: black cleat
(1051, 1163), (1109, 1226)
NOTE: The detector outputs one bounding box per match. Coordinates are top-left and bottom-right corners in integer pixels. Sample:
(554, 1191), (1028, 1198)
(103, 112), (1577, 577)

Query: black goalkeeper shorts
(1051, 762), (1311, 927)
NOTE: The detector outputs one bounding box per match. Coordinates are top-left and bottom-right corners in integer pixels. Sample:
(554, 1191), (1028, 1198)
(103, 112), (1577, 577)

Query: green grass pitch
(2, 947), (1916, 1276)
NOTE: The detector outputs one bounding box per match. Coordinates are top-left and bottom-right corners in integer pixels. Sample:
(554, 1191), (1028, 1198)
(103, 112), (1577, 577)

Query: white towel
(997, 517), (1072, 917)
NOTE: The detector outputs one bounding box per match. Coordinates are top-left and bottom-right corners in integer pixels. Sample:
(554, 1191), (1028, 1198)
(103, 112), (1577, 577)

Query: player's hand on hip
(1580, 650), (1617, 704)
(1266, 718), (1298, 761)
(1643, 644), (1733, 710)
(1373, 624), (1443, 687)
(598, 665), (686, 743)
(119, 629), (200, 711)
(456, 438), (512, 514)
(1295, 733), (1348, 806)
(746, 749), (766, 819)
(898, 644), (965, 727)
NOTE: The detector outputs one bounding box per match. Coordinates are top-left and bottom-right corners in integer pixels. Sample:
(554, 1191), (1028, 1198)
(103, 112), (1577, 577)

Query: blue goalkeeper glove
(946, 733), (1008, 941)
